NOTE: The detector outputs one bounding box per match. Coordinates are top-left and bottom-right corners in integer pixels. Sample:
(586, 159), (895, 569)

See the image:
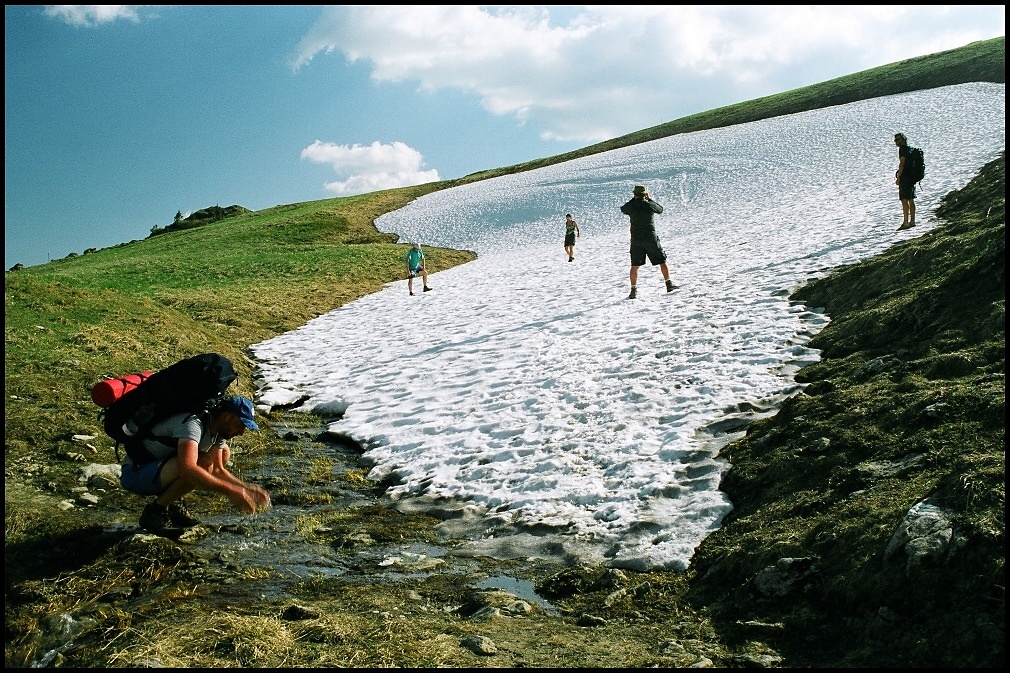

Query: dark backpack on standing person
(907, 146), (926, 184)
(95, 353), (238, 464)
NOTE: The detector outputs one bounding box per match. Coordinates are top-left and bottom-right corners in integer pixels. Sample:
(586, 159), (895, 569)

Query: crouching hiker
(118, 396), (271, 537)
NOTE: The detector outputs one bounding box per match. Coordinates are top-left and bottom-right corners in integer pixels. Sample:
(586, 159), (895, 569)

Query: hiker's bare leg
(204, 447), (252, 491)
(154, 459), (196, 506)
(900, 200), (910, 227)
(659, 262), (671, 282)
(408, 277), (414, 293)
(908, 200), (915, 225)
(630, 265), (640, 286)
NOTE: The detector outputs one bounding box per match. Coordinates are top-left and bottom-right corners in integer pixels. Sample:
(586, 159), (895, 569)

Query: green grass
(4, 35), (1005, 668)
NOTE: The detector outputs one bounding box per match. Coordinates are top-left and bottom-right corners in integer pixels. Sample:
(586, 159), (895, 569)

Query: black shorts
(630, 237), (667, 266)
(564, 233), (576, 246)
(898, 181), (916, 200)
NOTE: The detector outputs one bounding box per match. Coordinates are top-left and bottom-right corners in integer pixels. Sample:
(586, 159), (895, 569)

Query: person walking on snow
(563, 213), (580, 262)
(620, 184), (677, 299)
(406, 242), (432, 296)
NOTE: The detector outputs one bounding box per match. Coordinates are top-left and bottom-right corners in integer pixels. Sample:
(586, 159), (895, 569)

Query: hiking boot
(423, 286), (432, 292)
(568, 256), (574, 262)
(627, 287), (637, 299)
(409, 291), (414, 296)
(139, 502), (183, 537)
(167, 499), (200, 528)
(666, 280), (678, 292)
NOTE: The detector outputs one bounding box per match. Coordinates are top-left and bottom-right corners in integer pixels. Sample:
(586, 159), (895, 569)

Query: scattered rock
(603, 588), (627, 607)
(753, 557), (818, 597)
(503, 599), (533, 616)
(78, 492), (100, 506)
(87, 472), (119, 491)
(79, 463), (121, 483)
(883, 499), (964, 573)
(282, 603), (321, 621)
(576, 613), (608, 627)
(461, 634), (498, 655)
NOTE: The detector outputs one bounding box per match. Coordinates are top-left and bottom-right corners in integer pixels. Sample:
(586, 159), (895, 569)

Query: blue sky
(4, 5), (1005, 269)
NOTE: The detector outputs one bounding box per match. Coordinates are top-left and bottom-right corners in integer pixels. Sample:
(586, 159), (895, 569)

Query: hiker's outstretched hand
(249, 484), (271, 512)
(232, 484), (271, 514)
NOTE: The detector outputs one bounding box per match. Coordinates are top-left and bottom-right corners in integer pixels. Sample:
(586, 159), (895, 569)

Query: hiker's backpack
(907, 146), (925, 184)
(95, 353), (238, 464)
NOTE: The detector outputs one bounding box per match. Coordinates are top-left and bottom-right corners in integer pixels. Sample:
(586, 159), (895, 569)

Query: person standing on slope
(406, 242), (432, 296)
(893, 132), (917, 231)
(620, 184), (677, 299)
(563, 213), (581, 262)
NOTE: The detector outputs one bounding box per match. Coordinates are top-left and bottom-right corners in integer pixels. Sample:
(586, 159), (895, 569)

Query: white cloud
(300, 140), (440, 196)
(292, 5), (1006, 144)
(42, 5), (143, 27)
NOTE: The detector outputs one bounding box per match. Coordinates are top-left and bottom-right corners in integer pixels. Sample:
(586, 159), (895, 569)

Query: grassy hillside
(4, 36), (1005, 668)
